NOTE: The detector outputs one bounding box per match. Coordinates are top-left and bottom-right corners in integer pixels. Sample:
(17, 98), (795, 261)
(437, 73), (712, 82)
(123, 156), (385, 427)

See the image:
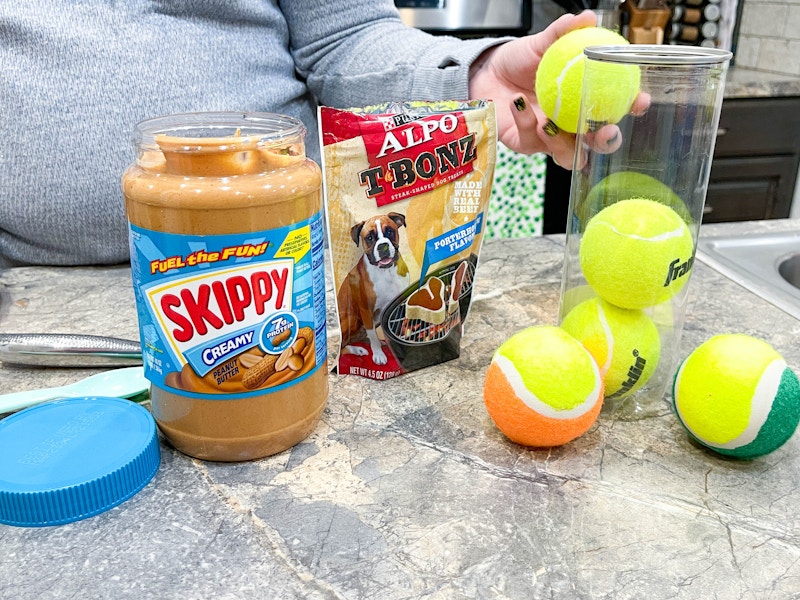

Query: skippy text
(151, 263), (291, 345)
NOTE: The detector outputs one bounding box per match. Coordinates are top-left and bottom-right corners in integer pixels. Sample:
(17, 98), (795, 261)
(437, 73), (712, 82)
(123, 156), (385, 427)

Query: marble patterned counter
(1, 219), (800, 599)
(724, 67), (800, 99)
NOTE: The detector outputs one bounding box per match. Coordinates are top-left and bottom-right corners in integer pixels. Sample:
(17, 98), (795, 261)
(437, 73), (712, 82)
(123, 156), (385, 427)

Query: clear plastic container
(122, 112), (328, 461)
(558, 46), (732, 418)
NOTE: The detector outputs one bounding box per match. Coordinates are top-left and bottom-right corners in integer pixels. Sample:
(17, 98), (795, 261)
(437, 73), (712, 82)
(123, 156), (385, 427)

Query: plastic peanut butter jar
(122, 112), (328, 461)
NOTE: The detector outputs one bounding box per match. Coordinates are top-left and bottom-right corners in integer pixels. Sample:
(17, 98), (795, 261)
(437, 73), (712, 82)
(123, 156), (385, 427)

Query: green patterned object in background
(486, 143), (546, 238)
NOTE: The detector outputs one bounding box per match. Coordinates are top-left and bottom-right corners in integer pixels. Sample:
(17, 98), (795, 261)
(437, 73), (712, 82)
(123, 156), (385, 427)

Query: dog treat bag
(320, 100), (496, 380)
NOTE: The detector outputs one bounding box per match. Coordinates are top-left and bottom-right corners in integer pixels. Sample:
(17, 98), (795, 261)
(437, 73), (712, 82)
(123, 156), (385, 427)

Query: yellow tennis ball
(646, 297), (675, 333)
(581, 171), (690, 225)
(673, 334), (800, 459)
(580, 198), (695, 310)
(560, 284), (597, 315)
(561, 297), (660, 399)
(535, 27), (640, 134)
(483, 326), (603, 447)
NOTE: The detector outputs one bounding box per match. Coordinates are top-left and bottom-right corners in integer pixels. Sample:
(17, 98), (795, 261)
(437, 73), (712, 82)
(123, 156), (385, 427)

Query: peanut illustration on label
(242, 353), (280, 390)
(271, 327), (294, 347)
(164, 326), (316, 393)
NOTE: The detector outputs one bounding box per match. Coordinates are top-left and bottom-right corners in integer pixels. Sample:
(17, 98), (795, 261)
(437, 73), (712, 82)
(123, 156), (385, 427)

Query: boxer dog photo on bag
(337, 212), (409, 366)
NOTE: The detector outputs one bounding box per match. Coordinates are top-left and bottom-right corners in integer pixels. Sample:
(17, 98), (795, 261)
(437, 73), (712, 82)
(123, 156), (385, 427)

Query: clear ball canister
(558, 46), (732, 417)
(122, 112), (328, 461)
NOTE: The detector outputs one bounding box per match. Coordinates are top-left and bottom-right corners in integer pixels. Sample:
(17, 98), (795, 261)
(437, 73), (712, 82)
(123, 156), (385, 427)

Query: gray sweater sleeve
(281, 1), (506, 107)
(0, 0), (507, 267)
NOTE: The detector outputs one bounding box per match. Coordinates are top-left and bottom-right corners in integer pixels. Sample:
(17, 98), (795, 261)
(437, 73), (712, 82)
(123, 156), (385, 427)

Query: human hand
(468, 10), (650, 169)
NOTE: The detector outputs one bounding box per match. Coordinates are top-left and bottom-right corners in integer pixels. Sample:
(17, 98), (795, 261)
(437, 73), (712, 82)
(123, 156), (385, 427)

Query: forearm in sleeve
(281, 0), (510, 107)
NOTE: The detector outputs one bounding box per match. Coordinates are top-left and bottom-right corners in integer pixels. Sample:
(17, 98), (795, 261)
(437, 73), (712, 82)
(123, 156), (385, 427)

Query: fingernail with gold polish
(513, 97), (526, 112)
(543, 120), (559, 137)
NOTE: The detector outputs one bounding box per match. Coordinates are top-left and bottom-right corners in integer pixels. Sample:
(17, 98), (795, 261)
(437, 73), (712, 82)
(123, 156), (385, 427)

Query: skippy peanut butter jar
(122, 112), (328, 462)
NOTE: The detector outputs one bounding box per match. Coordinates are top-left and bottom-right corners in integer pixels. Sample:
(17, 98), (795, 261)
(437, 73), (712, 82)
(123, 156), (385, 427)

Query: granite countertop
(724, 67), (800, 99)
(2, 219), (800, 599)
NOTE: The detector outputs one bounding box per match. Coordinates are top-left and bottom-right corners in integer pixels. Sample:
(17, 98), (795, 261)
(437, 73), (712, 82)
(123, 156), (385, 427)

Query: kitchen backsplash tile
(736, 0), (800, 75)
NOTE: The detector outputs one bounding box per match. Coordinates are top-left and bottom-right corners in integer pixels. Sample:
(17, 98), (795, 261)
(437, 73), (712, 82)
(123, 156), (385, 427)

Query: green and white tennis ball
(673, 334), (800, 459)
(535, 27), (641, 134)
(562, 297), (660, 399)
(580, 198), (695, 310)
(483, 326), (604, 447)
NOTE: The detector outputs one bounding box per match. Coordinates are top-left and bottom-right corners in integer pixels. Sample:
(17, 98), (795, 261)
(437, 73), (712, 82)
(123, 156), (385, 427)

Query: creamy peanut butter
(122, 112), (328, 461)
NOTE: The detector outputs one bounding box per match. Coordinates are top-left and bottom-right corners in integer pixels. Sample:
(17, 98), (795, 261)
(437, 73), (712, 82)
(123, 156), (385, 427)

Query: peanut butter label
(129, 212), (327, 398)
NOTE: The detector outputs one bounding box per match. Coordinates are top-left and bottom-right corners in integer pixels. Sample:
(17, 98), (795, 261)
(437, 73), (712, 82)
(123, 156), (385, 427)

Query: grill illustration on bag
(381, 255), (477, 371)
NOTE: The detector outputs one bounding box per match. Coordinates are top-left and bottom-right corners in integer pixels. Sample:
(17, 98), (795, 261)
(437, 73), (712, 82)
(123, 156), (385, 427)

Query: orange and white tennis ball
(483, 326), (604, 447)
(535, 26), (640, 134)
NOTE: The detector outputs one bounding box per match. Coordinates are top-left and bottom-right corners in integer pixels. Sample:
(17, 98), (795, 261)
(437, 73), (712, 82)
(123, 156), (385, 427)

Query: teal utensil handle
(0, 385), (70, 414)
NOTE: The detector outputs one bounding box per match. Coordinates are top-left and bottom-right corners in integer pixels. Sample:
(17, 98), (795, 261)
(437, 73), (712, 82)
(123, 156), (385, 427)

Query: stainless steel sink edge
(696, 231), (800, 321)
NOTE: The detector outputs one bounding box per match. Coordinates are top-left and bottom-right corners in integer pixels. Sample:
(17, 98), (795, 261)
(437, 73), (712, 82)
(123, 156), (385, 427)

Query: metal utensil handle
(0, 333), (142, 367)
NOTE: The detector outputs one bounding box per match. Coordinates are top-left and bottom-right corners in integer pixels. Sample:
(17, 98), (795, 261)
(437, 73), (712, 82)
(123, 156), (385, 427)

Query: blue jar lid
(0, 396), (160, 527)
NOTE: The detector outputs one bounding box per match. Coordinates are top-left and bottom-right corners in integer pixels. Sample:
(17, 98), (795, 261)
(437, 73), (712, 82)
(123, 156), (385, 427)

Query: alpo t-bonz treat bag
(320, 100), (496, 380)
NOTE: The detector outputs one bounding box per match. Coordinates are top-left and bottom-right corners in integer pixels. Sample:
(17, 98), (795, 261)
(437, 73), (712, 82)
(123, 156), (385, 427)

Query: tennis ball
(561, 297), (660, 399)
(535, 27), (640, 134)
(580, 198), (695, 310)
(673, 334), (800, 459)
(646, 297), (675, 333)
(580, 171), (689, 225)
(483, 326), (603, 447)
(560, 284), (598, 315)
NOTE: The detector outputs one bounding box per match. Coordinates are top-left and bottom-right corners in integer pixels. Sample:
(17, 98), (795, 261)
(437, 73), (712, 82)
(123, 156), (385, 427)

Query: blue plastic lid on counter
(0, 396), (160, 527)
